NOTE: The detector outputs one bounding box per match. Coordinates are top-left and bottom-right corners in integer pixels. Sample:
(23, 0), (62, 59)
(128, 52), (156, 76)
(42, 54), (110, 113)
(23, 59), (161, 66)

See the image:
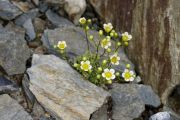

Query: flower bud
(124, 42), (129, 46)
(117, 42), (121, 46)
(107, 80), (112, 84)
(110, 32), (114, 37)
(106, 36), (111, 40)
(115, 72), (120, 76)
(82, 57), (87, 61)
(87, 19), (91, 24)
(111, 30), (115, 33)
(73, 63), (78, 67)
(102, 60), (107, 65)
(98, 67), (102, 72)
(89, 35), (94, 40)
(99, 30), (103, 36)
(126, 64), (131, 69)
(107, 48), (111, 53)
(53, 45), (57, 48)
(60, 50), (64, 54)
(88, 69), (92, 73)
(114, 33), (118, 38)
(96, 74), (101, 79)
(85, 26), (89, 31)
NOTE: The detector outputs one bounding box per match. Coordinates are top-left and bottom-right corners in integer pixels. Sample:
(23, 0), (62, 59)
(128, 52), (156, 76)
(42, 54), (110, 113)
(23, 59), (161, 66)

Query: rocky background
(0, 0), (179, 120)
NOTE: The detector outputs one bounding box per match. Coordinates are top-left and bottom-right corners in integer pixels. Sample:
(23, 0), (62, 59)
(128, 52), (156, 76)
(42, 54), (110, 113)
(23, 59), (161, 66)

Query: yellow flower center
(80, 18), (86, 24)
(122, 35), (128, 41)
(111, 56), (117, 63)
(82, 63), (89, 70)
(101, 39), (109, 46)
(124, 72), (131, 79)
(105, 27), (111, 33)
(58, 43), (65, 49)
(105, 72), (112, 79)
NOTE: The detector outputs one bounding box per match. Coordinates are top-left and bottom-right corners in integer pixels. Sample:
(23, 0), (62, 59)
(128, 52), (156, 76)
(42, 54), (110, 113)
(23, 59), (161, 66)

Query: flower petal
(86, 61), (90, 64)
(110, 69), (115, 74)
(124, 69), (129, 72)
(130, 71), (134, 75)
(115, 62), (119, 65)
(102, 73), (105, 77)
(111, 75), (115, 79)
(81, 61), (84, 64)
(130, 77), (134, 81)
(104, 68), (109, 72)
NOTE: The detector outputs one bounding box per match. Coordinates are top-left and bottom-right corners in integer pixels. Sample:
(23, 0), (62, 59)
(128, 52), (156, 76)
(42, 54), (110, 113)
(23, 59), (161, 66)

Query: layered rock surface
(0, 76), (18, 94)
(0, 0), (22, 20)
(110, 83), (161, 120)
(27, 54), (110, 120)
(0, 94), (32, 120)
(89, 0), (180, 106)
(0, 27), (30, 75)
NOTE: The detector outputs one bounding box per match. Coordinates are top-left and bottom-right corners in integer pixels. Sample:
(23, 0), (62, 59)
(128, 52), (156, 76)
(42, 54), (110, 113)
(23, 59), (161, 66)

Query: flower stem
(100, 49), (106, 57)
(95, 40), (101, 61)
(115, 46), (120, 52)
(85, 30), (90, 52)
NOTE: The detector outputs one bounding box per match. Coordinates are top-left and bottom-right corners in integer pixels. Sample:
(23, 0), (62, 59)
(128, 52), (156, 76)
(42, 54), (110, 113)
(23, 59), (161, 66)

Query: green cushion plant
(54, 17), (135, 86)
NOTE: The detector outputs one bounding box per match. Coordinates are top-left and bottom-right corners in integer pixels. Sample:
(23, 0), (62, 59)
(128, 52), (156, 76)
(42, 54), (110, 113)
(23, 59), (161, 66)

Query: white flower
(80, 60), (92, 71)
(57, 41), (67, 50)
(103, 23), (113, 33)
(102, 68), (116, 80)
(79, 17), (86, 24)
(110, 54), (120, 65)
(122, 32), (132, 41)
(101, 38), (111, 49)
(122, 69), (135, 82)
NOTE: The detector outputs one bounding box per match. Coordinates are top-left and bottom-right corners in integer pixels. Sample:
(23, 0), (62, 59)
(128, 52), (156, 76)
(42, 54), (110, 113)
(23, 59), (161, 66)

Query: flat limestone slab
(27, 54), (110, 120)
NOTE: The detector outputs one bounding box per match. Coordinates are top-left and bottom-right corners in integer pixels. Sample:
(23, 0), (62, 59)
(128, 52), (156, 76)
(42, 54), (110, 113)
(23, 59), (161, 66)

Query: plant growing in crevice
(54, 17), (135, 86)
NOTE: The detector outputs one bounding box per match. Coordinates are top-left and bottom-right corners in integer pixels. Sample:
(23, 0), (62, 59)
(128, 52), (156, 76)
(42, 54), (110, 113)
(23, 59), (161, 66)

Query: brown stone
(89, 0), (180, 105)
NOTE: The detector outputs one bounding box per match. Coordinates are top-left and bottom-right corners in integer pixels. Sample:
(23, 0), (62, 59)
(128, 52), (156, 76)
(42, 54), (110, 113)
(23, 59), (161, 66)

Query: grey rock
(23, 19), (36, 41)
(46, 9), (74, 28)
(0, 19), (3, 26)
(41, 26), (95, 59)
(90, 104), (108, 120)
(39, 116), (55, 120)
(165, 85), (180, 115)
(5, 22), (25, 34)
(0, 0), (22, 20)
(0, 27), (30, 75)
(32, 101), (46, 118)
(149, 111), (180, 120)
(45, 0), (86, 24)
(15, 8), (39, 26)
(110, 83), (161, 120)
(32, 0), (39, 6)
(27, 54), (110, 120)
(0, 76), (19, 94)
(22, 74), (35, 107)
(137, 85), (161, 107)
(149, 112), (171, 120)
(0, 94), (33, 120)
(12, 1), (32, 12)
(33, 18), (46, 33)
(41, 26), (134, 72)
(133, 76), (142, 83)
(39, 1), (48, 13)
